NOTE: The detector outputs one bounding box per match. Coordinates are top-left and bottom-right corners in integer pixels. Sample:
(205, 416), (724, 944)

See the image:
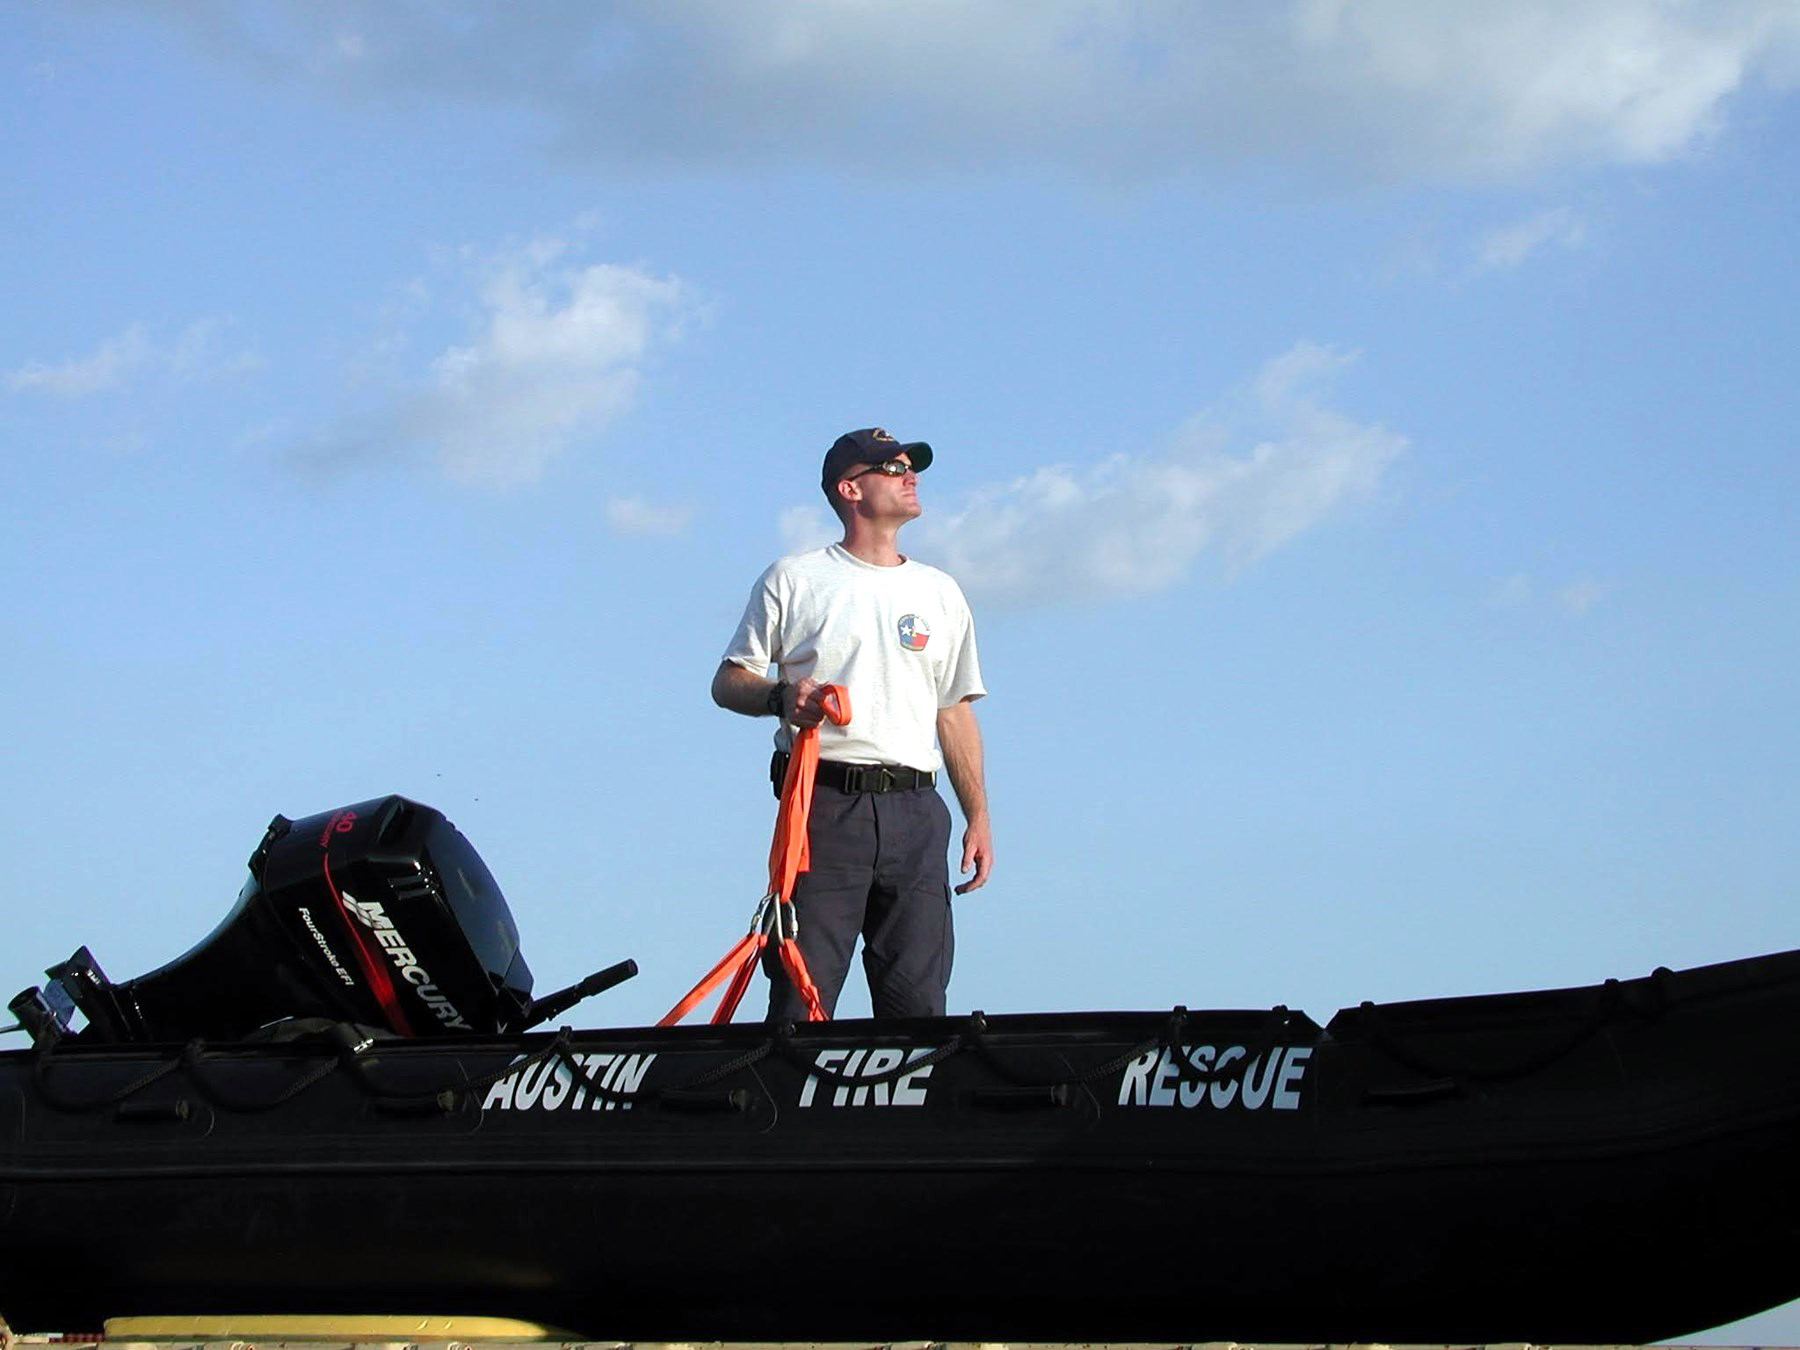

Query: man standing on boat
(712, 427), (992, 1021)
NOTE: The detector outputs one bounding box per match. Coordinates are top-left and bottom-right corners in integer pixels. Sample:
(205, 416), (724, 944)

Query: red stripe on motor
(319, 837), (414, 1037)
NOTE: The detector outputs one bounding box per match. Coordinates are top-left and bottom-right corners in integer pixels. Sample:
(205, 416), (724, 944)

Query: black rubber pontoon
(4, 797), (1798, 1342)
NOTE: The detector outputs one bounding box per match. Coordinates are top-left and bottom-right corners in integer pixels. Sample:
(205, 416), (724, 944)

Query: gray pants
(764, 783), (955, 1021)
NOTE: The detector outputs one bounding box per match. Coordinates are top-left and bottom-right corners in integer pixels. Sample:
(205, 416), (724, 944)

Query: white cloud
(1490, 573), (1535, 609)
(154, 2), (1800, 186)
(606, 495), (692, 537)
(1475, 207), (1589, 271)
(6, 327), (152, 396)
(779, 505), (837, 555)
(295, 231), (692, 488)
(1488, 572), (1614, 615)
(1289, 0), (1795, 176)
(1558, 578), (1615, 615)
(6, 320), (261, 397)
(912, 343), (1404, 611)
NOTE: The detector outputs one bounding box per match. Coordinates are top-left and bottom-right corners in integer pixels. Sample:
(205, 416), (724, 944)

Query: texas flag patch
(897, 614), (931, 651)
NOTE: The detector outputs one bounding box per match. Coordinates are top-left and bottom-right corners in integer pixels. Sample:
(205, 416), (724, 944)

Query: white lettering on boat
(297, 906), (356, 987)
(1117, 1044), (1313, 1110)
(480, 1052), (657, 1112)
(340, 890), (471, 1030)
(798, 1047), (935, 1107)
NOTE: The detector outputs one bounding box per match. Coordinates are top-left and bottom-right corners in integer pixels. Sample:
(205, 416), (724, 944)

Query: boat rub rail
(24, 1006), (1321, 1118)
(20, 968), (1688, 1120)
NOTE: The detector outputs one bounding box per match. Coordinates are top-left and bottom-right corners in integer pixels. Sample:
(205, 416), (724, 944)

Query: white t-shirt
(723, 544), (986, 772)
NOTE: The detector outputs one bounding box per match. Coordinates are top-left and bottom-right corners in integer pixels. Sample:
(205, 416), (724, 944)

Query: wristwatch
(766, 681), (790, 718)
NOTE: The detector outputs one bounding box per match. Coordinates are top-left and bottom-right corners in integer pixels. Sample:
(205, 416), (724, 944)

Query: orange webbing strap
(657, 927), (764, 1027)
(767, 685), (851, 904)
(777, 933), (826, 1023)
(712, 935), (763, 1024)
(763, 684), (850, 1023)
(658, 684), (851, 1027)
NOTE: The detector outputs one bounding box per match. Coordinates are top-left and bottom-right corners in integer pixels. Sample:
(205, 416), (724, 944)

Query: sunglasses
(844, 458), (914, 481)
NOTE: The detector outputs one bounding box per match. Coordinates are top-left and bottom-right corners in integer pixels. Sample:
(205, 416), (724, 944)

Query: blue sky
(5, 3), (1800, 1337)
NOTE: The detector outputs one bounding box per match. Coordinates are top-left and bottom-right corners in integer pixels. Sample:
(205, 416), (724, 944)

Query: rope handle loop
(815, 683), (851, 727)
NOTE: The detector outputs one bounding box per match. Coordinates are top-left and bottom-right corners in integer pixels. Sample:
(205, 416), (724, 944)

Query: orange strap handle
(777, 935), (827, 1023)
(767, 685), (851, 904)
(763, 685), (849, 1023)
(659, 683), (851, 1027)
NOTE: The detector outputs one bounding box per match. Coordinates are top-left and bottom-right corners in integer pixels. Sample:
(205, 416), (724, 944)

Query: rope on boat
(1155, 1005), (1303, 1091)
(1351, 967), (1673, 1087)
(770, 1023), (968, 1091)
(547, 1028), (780, 1108)
(20, 1006), (1286, 1116)
(178, 1039), (346, 1113)
(19, 966), (1676, 1119)
(31, 1041), (188, 1113)
(958, 1004), (1300, 1097)
(22, 1010), (1159, 1117)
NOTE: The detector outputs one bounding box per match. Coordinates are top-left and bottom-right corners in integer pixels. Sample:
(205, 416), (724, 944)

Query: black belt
(771, 751), (936, 796)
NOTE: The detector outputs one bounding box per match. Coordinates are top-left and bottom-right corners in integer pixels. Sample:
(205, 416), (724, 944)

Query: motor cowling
(32, 796), (535, 1044)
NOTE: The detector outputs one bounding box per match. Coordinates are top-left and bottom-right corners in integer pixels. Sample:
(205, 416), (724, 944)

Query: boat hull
(5, 949), (1800, 1341)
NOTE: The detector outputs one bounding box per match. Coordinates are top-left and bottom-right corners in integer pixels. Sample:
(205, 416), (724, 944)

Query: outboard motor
(12, 797), (549, 1045)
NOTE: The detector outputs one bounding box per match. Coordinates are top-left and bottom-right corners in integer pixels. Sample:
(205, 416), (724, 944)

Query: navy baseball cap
(821, 427), (934, 492)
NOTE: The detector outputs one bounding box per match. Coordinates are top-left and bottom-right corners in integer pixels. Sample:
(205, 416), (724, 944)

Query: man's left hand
(955, 818), (993, 895)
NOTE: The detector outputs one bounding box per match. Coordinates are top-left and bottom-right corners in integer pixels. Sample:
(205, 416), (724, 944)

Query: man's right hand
(785, 676), (827, 728)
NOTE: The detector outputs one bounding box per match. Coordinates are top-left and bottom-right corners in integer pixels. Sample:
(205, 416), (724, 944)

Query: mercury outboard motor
(9, 796), (632, 1047)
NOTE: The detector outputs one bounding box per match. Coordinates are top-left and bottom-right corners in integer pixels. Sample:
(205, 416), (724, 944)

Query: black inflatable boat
(4, 796), (1799, 1342)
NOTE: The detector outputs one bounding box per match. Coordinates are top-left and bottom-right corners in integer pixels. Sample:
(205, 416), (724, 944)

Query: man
(712, 427), (992, 1021)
